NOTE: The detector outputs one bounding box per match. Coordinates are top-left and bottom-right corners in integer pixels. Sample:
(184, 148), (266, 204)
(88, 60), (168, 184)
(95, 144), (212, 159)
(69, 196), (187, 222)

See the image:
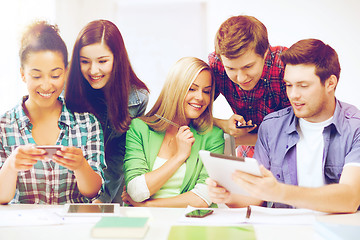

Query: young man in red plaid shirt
(209, 15), (290, 157)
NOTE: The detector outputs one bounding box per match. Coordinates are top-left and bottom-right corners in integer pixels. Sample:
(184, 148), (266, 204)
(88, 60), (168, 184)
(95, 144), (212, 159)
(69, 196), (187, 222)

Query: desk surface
(0, 204), (359, 240)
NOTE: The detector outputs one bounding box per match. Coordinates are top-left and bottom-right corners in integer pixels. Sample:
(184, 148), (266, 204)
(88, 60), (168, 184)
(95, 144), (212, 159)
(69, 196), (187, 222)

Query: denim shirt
(98, 86), (149, 203)
(254, 99), (360, 208)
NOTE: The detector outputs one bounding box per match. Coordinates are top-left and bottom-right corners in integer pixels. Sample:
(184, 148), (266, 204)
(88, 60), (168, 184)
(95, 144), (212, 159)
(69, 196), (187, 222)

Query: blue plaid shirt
(0, 96), (106, 204)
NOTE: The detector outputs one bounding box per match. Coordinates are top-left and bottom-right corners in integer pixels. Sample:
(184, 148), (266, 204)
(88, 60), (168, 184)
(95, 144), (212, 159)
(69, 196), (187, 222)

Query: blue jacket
(98, 87), (149, 203)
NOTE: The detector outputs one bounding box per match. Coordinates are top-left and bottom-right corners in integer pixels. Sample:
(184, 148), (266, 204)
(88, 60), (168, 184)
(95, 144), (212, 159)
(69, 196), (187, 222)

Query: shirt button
(286, 145), (288, 149)
(249, 106), (252, 109)
(264, 78), (267, 82)
(276, 174), (280, 179)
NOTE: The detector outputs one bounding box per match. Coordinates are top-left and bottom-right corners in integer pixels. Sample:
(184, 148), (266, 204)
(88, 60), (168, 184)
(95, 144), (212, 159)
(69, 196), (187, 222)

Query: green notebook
(167, 225), (256, 240)
(91, 216), (149, 239)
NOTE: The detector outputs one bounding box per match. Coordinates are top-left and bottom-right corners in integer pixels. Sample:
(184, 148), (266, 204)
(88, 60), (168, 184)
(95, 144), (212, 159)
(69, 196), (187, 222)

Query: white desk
(0, 204), (359, 240)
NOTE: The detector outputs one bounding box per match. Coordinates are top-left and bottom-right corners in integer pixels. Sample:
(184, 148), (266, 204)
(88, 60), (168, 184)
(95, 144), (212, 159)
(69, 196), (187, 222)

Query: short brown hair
(280, 39), (341, 84)
(215, 15), (269, 59)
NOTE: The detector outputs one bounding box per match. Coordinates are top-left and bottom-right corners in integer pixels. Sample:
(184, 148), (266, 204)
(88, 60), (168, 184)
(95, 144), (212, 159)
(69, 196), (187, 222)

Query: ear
(325, 75), (338, 92)
(20, 68), (26, 83)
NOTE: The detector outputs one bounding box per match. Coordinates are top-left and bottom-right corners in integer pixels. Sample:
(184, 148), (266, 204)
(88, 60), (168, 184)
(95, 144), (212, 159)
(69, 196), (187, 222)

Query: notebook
(167, 225), (256, 240)
(91, 216), (149, 239)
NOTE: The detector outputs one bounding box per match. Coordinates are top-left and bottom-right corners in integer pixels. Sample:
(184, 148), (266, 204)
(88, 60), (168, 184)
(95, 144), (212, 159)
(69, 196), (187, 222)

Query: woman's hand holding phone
(51, 146), (87, 171)
(6, 145), (46, 172)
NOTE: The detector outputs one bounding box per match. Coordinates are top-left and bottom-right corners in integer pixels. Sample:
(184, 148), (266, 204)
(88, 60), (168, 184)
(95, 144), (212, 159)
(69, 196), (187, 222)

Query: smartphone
(36, 145), (62, 158)
(185, 209), (214, 218)
(236, 121), (255, 129)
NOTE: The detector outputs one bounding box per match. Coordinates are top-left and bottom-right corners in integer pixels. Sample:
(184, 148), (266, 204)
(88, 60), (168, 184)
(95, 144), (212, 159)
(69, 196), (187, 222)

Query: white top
(151, 156), (186, 199)
(127, 156), (211, 205)
(296, 117), (333, 187)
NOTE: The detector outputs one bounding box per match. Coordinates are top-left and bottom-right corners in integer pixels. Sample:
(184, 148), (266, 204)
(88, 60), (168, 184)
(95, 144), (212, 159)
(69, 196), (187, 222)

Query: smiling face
(79, 43), (114, 89)
(221, 49), (267, 91)
(183, 70), (212, 121)
(284, 64), (336, 123)
(21, 50), (66, 109)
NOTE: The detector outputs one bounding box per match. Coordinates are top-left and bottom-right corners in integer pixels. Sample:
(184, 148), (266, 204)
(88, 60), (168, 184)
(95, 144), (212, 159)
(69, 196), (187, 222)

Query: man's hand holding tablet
(199, 150), (262, 195)
(200, 150), (265, 207)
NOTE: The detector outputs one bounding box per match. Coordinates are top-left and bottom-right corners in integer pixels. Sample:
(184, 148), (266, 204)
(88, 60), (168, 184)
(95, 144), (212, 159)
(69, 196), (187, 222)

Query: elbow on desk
(325, 200), (360, 214)
(334, 192), (360, 213)
(338, 202), (360, 214)
(0, 198), (11, 205)
(192, 202), (209, 208)
(189, 197), (210, 208)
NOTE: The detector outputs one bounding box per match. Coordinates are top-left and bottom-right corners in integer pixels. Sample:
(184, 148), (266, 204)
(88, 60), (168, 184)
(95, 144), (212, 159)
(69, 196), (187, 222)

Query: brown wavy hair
(280, 39), (341, 85)
(65, 19), (148, 133)
(215, 15), (269, 59)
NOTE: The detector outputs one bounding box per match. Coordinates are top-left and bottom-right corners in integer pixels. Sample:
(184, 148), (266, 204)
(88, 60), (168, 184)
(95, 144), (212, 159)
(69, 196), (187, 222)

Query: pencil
(246, 206), (252, 219)
(154, 114), (180, 128)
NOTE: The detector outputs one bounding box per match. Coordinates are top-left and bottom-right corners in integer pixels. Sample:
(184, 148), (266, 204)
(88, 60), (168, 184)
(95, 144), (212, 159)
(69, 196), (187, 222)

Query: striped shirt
(0, 96), (106, 204)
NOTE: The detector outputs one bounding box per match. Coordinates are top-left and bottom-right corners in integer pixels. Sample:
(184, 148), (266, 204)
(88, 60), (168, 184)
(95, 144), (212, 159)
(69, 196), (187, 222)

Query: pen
(245, 205), (252, 220)
(154, 114), (180, 128)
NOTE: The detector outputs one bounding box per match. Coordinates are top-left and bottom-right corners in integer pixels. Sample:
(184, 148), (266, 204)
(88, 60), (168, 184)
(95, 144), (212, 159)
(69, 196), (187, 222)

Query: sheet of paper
(0, 208), (65, 227)
(178, 206), (324, 225)
(0, 207), (107, 227)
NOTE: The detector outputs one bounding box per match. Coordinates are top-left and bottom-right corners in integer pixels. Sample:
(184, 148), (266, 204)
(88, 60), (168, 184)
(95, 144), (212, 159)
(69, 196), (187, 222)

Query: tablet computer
(63, 203), (121, 216)
(199, 150), (262, 195)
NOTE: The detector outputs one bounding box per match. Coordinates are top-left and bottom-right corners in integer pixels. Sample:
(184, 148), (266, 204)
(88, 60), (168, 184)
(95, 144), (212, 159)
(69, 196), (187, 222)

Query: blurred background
(1, 0), (359, 119)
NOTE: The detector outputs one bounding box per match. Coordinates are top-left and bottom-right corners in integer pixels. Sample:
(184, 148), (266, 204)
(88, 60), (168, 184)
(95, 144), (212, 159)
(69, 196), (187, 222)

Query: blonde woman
(122, 57), (224, 208)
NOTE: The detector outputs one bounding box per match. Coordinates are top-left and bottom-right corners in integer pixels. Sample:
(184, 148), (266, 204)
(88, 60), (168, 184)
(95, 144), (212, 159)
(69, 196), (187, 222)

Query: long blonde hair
(141, 57), (214, 134)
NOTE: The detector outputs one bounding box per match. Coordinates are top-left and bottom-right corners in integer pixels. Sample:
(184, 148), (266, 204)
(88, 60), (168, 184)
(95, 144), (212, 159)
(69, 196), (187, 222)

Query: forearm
(213, 118), (228, 133)
(279, 183), (360, 213)
(0, 161), (18, 204)
(74, 162), (102, 198)
(144, 191), (208, 208)
(235, 133), (258, 146)
(144, 155), (185, 196)
(226, 193), (263, 208)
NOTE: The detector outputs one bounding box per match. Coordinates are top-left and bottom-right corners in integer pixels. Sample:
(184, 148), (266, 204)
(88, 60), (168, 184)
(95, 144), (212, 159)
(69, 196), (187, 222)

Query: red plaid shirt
(209, 46), (290, 133)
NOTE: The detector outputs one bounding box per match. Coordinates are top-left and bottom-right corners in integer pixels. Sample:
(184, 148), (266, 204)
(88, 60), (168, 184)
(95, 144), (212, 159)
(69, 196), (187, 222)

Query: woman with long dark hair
(65, 20), (149, 203)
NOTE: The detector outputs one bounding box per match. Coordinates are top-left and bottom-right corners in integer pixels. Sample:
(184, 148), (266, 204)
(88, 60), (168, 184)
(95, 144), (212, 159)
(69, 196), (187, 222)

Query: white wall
(0, 0), (359, 120)
(0, 0), (56, 113)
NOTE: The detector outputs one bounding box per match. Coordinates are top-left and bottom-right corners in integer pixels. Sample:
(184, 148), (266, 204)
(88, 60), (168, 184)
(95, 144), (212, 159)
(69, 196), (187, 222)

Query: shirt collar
(328, 99), (345, 136)
(14, 96), (76, 130)
(14, 96), (31, 131)
(260, 47), (273, 80)
(285, 98), (342, 135)
(284, 107), (298, 135)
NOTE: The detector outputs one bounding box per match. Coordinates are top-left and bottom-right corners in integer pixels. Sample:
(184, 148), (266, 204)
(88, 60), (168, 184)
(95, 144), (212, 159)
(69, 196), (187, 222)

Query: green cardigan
(123, 118), (224, 195)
